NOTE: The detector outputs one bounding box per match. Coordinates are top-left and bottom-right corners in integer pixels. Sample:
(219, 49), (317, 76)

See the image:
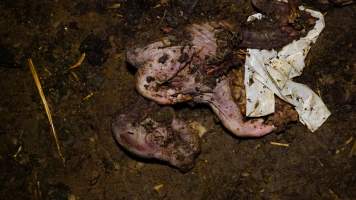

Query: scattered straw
(237, 49), (247, 60)
(270, 141), (290, 148)
(13, 145), (22, 158)
(237, 49), (247, 55)
(83, 92), (94, 101)
(43, 66), (52, 76)
(153, 184), (164, 192)
(328, 189), (340, 200)
(189, 121), (207, 138)
(69, 53), (86, 70)
(345, 136), (353, 145)
(28, 59), (65, 165)
(70, 71), (80, 82)
(108, 3), (121, 9)
(153, 3), (162, 8)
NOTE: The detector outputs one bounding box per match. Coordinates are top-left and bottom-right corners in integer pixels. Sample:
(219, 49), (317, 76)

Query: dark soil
(0, 1), (355, 199)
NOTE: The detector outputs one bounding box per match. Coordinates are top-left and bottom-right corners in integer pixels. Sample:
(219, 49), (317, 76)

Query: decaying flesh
(231, 68), (299, 133)
(127, 22), (276, 137)
(115, 0), (314, 169)
(240, 0), (316, 49)
(112, 98), (200, 171)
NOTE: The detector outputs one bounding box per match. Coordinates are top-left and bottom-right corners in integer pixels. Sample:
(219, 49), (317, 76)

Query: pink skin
(194, 78), (275, 137)
(127, 23), (219, 105)
(131, 43), (195, 104)
(113, 0), (319, 171)
(112, 110), (201, 171)
(126, 23), (275, 137)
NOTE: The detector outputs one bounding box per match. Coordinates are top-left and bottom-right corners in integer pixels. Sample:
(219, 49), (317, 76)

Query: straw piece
(83, 92), (94, 101)
(28, 59), (65, 165)
(345, 136), (353, 145)
(153, 184), (164, 192)
(70, 71), (80, 82)
(270, 141), (290, 147)
(69, 53), (86, 70)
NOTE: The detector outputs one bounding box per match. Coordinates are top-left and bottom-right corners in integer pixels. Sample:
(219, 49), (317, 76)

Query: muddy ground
(0, 0), (355, 199)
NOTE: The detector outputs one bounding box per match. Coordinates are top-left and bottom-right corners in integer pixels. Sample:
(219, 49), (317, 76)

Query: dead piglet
(112, 99), (201, 171)
(230, 68), (299, 133)
(127, 22), (277, 137)
(126, 40), (196, 104)
(194, 77), (275, 137)
(126, 23), (226, 105)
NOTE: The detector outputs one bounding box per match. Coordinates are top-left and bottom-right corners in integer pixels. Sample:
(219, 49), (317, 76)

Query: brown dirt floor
(0, 0), (355, 199)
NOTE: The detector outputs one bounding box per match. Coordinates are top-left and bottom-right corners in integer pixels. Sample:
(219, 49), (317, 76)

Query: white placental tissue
(244, 7), (331, 132)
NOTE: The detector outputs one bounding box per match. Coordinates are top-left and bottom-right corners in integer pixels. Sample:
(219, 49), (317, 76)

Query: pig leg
(195, 78), (275, 137)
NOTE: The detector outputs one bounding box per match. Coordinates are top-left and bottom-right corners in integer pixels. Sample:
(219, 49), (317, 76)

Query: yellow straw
(69, 53), (86, 70)
(28, 58), (65, 165)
